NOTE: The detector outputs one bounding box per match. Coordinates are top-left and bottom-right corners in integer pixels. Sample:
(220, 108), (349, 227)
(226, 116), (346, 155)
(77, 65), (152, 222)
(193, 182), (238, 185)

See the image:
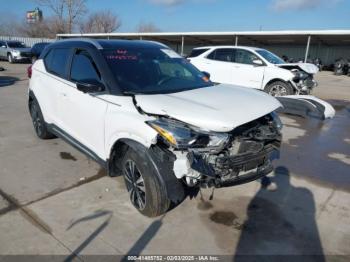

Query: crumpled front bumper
(187, 143), (278, 187)
(291, 78), (318, 94)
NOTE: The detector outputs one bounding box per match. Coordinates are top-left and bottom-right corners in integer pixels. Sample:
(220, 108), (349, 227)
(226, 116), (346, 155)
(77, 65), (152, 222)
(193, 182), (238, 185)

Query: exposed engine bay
(150, 113), (282, 188)
(278, 63), (318, 95)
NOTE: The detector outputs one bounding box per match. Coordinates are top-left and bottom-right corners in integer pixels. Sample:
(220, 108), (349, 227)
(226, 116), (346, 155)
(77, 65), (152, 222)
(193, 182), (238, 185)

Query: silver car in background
(0, 40), (32, 63)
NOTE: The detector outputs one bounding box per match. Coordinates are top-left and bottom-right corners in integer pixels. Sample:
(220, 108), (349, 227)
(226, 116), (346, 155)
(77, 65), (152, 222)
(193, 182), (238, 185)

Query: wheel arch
(108, 137), (185, 204)
(108, 138), (146, 177)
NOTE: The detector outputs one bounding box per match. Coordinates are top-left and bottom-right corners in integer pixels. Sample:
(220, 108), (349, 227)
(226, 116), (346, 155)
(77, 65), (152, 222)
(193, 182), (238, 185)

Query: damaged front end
(147, 112), (282, 188)
(290, 68), (317, 95)
(279, 64), (318, 95)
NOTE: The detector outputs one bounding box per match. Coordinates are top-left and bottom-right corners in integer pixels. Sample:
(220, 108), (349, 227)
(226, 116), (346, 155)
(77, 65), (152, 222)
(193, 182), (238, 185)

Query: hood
(135, 84), (282, 132)
(276, 63), (319, 74)
(11, 47), (31, 53)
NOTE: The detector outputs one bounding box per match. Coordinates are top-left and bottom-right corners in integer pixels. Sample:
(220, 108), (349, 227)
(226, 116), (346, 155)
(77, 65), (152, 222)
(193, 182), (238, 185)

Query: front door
(58, 49), (108, 159)
(230, 49), (265, 89)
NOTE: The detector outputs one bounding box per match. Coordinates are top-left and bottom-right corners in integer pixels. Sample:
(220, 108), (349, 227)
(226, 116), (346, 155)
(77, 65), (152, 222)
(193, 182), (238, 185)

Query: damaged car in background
(29, 39), (284, 217)
(188, 46), (319, 96)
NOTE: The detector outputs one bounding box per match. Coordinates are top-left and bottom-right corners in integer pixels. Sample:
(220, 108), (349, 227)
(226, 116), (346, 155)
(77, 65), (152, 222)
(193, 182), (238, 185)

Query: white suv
(29, 39), (283, 217)
(188, 46), (318, 96)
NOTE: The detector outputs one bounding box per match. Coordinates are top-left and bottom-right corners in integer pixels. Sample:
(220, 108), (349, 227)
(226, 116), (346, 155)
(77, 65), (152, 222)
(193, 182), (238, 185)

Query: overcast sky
(1, 0), (349, 32)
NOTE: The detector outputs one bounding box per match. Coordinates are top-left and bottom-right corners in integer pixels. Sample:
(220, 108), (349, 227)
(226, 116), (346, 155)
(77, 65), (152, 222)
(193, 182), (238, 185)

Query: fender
(114, 139), (185, 203)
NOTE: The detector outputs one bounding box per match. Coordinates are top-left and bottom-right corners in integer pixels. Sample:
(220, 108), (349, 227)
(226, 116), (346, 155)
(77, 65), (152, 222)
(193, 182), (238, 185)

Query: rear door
(230, 49), (265, 89)
(34, 47), (72, 125)
(57, 48), (108, 159)
(199, 48), (233, 84)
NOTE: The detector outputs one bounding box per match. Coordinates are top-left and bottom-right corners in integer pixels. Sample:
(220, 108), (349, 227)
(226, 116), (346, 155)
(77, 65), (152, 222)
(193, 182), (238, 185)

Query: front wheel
(121, 148), (170, 217)
(264, 81), (294, 96)
(7, 54), (14, 63)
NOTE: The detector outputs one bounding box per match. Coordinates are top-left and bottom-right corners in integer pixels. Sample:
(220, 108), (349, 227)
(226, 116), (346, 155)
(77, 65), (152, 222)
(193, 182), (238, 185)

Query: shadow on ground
(234, 166), (325, 261)
(64, 210), (113, 261)
(0, 76), (19, 87)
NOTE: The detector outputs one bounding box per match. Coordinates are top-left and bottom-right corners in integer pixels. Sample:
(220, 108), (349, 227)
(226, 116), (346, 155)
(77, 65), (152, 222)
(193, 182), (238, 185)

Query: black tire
(29, 98), (55, 139)
(7, 53), (14, 64)
(264, 81), (294, 96)
(121, 147), (170, 217)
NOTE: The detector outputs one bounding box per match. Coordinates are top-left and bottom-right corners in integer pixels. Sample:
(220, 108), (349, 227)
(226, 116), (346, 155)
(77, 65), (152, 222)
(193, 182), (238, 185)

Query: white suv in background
(28, 39), (284, 217)
(188, 46), (319, 96)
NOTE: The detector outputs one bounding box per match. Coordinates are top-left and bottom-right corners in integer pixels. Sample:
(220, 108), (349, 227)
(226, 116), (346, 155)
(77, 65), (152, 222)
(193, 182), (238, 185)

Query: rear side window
(70, 50), (101, 83)
(44, 48), (71, 78)
(188, 48), (209, 58)
(207, 48), (234, 62)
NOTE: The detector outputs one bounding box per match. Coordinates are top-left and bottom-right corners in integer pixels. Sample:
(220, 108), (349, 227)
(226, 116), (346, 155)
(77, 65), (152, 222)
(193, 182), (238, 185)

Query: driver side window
(234, 49), (259, 65)
(70, 50), (101, 84)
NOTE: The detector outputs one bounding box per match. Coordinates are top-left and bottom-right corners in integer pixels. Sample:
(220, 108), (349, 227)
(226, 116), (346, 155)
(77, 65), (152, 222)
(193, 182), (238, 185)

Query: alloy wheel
(123, 160), (146, 210)
(30, 103), (43, 137)
(269, 84), (287, 97)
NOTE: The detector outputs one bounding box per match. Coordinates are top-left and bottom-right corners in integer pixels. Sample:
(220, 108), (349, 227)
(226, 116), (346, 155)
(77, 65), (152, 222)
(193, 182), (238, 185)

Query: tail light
(27, 65), (32, 79)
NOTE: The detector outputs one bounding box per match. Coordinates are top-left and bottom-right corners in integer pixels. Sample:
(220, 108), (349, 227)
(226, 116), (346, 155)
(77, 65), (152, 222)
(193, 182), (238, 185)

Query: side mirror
(252, 59), (264, 66)
(76, 80), (105, 93)
(202, 71), (210, 79)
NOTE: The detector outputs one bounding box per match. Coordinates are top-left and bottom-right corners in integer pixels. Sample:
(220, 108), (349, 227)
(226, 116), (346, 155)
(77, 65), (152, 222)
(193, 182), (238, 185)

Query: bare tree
(36, 0), (87, 33)
(137, 22), (161, 33)
(16, 16), (68, 38)
(16, 21), (50, 38)
(79, 10), (121, 33)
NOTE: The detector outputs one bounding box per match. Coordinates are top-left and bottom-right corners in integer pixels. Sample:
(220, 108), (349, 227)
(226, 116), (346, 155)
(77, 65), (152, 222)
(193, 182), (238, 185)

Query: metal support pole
(304, 35), (311, 63)
(140, 36), (143, 40)
(181, 36), (185, 56)
(235, 35), (239, 46)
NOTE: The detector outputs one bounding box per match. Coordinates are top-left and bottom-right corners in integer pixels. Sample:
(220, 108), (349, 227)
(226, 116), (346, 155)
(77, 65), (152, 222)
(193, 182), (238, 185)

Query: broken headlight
(292, 70), (309, 81)
(146, 118), (229, 150)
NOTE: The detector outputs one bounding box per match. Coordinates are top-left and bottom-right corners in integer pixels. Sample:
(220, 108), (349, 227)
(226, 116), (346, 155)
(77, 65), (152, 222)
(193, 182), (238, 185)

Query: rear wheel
(265, 81), (294, 96)
(121, 148), (170, 217)
(29, 98), (55, 139)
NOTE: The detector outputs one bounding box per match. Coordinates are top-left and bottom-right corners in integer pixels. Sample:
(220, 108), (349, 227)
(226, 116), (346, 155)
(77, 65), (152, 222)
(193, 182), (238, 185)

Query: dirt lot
(0, 62), (349, 260)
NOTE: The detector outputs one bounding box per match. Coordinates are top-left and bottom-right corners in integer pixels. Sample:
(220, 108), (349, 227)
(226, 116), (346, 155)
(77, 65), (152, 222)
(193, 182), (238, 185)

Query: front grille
(20, 52), (31, 57)
(238, 140), (264, 154)
(216, 144), (275, 170)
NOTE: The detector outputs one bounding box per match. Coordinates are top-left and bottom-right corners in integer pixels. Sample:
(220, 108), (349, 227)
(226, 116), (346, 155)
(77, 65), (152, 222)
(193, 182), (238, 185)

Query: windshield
(256, 49), (285, 64)
(103, 48), (213, 95)
(7, 42), (27, 48)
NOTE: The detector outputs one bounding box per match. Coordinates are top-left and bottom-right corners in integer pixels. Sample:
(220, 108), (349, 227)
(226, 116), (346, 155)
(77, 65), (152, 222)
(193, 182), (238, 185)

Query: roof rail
(56, 37), (103, 49)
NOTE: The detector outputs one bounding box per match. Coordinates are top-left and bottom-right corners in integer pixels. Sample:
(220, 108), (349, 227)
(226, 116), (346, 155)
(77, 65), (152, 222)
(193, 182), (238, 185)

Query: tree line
(0, 0), (160, 38)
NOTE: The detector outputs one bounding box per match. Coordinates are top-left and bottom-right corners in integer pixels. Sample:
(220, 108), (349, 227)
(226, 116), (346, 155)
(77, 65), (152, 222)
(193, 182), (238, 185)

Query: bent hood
(135, 84), (282, 132)
(276, 63), (319, 74)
